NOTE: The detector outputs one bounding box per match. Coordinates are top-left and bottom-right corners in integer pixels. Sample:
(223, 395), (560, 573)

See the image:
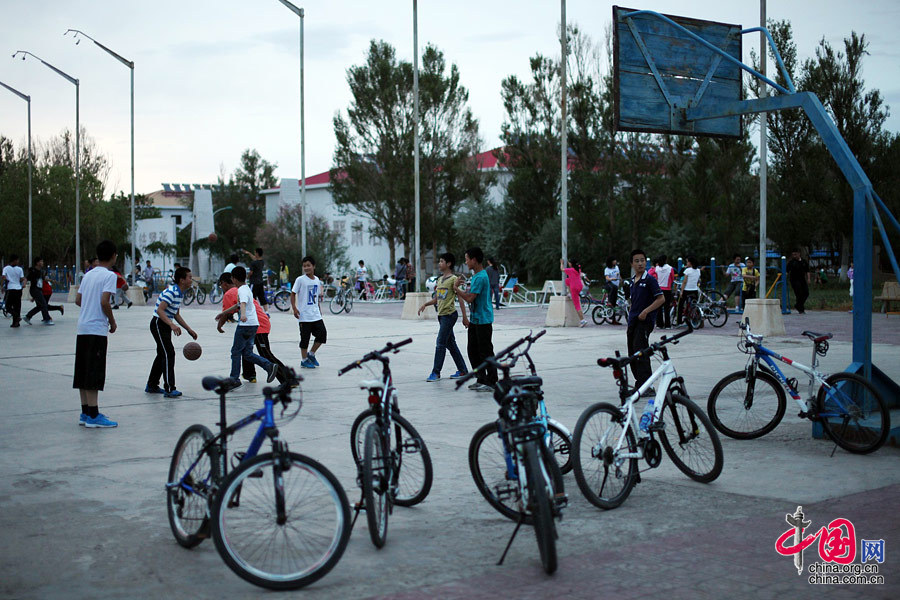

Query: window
(173, 215), (182, 225)
(332, 220), (346, 239)
(351, 220), (364, 246)
(369, 233), (382, 246)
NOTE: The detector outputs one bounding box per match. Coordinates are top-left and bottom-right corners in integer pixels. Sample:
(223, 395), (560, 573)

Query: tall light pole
(66, 30), (135, 274)
(759, 0), (768, 294)
(0, 80), (32, 266)
(14, 51), (80, 273)
(560, 0), (568, 269)
(413, 0), (421, 290)
(276, 0), (307, 256)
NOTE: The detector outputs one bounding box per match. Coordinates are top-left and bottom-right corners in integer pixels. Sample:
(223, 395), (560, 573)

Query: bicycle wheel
(211, 451), (351, 590)
(344, 290), (353, 313)
(817, 372), (889, 454)
(524, 441), (557, 575)
(572, 403), (638, 510)
(362, 424), (390, 548)
(274, 290), (291, 312)
(328, 294), (345, 315)
(183, 287), (195, 306)
(167, 424), (219, 548)
(707, 303), (728, 328)
(707, 370), (786, 439)
(591, 304), (607, 325)
(547, 422), (573, 474)
(658, 392), (723, 483)
(210, 286), (223, 304)
(688, 305), (703, 329)
(705, 290), (725, 304)
(196, 287), (206, 305)
(609, 304), (626, 325)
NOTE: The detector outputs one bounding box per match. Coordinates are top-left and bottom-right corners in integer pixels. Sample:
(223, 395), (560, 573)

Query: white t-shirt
(77, 266), (117, 336)
(223, 262), (236, 274)
(237, 284), (259, 327)
(292, 275), (323, 322)
(356, 266), (368, 282)
(3, 265), (24, 290)
(605, 266), (620, 287)
(726, 263), (744, 282)
(655, 264), (673, 290)
(683, 267), (701, 291)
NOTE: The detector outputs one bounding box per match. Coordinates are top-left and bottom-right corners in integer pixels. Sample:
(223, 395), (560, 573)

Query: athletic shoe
(60, 305), (64, 316)
(164, 389), (183, 398)
(300, 358), (316, 369)
(85, 413), (118, 428)
(145, 385), (164, 394)
(266, 363), (278, 383)
(579, 319), (587, 327)
(475, 384), (495, 393)
(426, 373), (440, 382)
(467, 382), (481, 390)
(42, 319), (54, 326)
(79, 413), (87, 426)
(309, 354), (320, 367)
(226, 378), (243, 391)
(450, 371), (467, 379)
(126, 302), (133, 309)
(23, 316), (31, 325)
(243, 377), (257, 383)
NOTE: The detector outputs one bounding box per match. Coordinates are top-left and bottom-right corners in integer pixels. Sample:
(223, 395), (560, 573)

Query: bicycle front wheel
(344, 290), (353, 313)
(707, 370), (786, 439)
(469, 422), (530, 523)
(211, 452), (351, 590)
(658, 392), (723, 483)
(362, 424), (390, 548)
(196, 288), (206, 305)
(210, 286), (223, 304)
(328, 294), (345, 315)
(167, 424), (219, 548)
(183, 288), (195, 306)
(547, 422), (573, 474)
(817, 372), (889, 454)
(274, 290), (291, 312)
(591, 304), (607, 325)
(572, 403), (638, 510)
(707, 303), (728, 327)
(524, 441), (557, 575)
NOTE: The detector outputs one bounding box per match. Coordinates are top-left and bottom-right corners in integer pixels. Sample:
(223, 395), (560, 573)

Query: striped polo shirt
(154, 284), (183, 320)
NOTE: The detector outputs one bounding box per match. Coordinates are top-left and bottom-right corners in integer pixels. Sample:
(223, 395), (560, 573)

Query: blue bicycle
(165, 370), (351, 590)
(707, 320), (889, 454)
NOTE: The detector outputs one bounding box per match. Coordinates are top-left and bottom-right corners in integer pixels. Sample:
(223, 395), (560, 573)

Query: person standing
(279, 259), (290, 288)
(721, 254), (745, 307)
(221, 267), (278, 389)
(676, 256), (701, 326)
(454, 247), (496, 392)
(24, 257), (59, 325)
(356, 260), (369, 300)
(142, 260), (155, 295)
(561, 258), (587, 326)
(394, 258), (409, 299)
(787, 249), (810, 314)
(654, 255), (674, 329)
(627, 249), (665, 397)
(418, 252), (469, 382)
(244, 247), (268, 311)
(486, 258), (502, 309)
(741, 258), (760, 309)
(145, 266), (198, 398)
(604, 257), (621, 306)
(74, 240), (119, 428)
(3, 255), (25, 327)
(291, 256), (328, 369)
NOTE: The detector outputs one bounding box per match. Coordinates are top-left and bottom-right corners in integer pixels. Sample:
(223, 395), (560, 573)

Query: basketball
(183, 341), (202, 361)
(208, 232), (218, 243)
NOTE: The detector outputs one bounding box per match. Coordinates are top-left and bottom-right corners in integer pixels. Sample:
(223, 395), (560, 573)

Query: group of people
(3, 255), (65, 327)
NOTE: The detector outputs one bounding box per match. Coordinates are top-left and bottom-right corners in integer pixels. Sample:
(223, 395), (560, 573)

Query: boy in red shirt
(214, 272), (287, 384)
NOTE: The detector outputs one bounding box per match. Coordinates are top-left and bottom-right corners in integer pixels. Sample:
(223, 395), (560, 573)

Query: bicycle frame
(605, 359), (678, 459)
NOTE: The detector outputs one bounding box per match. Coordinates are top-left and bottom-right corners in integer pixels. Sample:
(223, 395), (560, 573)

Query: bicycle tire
(688, 305), (703, 329)
(210, 286), (223, 304)
(196, 287), (206, 305)
(707, 370), (786, 439)
(591, 304), (607, 325)
(349, 409), (433, 506)
(274, 290), (291, 312)
(167, 424), (220, 548)
(707, 303), (728, 328)
(362, 424), (390, 548)
(344, 290), (353, 313)
(817, 372), (889, 454)
(610, 305), (625, 325)
(705, 290), (725, 304)
(524, 441), (557, 575)
(572, 402), (638, 510)
(183, 287), (195, 306)
(658, 392), (723, 483)
(211, 451), (351, 590)
(547, 423), (573, 475)
(328, 294), (345, 315)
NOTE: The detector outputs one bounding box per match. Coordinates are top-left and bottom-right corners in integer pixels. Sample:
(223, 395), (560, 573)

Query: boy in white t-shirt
(291, 256), (327, 369)
(3, 254), (25, 327)
(355, 260), (369, 300)
(73, 240), (119, 428)
(224, 266), (277, 389)
(676, 256), (702, 327)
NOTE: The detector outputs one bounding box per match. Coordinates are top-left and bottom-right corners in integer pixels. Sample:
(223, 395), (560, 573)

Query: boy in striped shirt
(145, 266), (198, 398)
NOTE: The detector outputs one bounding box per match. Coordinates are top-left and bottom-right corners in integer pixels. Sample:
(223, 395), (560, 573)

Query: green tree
(209, 149), (278, 257)
(255, 204), (349, 277)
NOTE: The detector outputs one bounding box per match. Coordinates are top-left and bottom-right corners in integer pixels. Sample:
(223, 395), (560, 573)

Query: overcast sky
(1, 0), (899, 196)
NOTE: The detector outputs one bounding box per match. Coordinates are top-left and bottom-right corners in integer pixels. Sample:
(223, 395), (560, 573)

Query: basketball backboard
(613, 6), (743, 138)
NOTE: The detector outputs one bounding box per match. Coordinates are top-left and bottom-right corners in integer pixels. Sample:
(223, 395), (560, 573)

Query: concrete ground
(0, 300), (898, 599)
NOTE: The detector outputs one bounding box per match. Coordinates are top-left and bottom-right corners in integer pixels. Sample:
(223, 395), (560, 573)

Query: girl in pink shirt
(561, 258), (587, 327)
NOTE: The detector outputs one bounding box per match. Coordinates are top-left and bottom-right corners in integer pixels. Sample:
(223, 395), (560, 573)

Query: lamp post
(560, 0), (568, 272)
(65, 30), (135, 274)
(0, 80), (32, 266)
(275, 0), (307, 256)
(413, 0), (421, 291)
(758, 0), (768, 293)
(13, 51), (80, 273)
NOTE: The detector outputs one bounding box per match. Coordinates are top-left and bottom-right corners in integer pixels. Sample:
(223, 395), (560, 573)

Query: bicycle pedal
(495, 484), (518, 501)
(647, 421), (666, 433)
(248, 469), (264, 479)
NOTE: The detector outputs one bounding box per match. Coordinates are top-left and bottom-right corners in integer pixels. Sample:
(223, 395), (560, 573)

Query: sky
(1, 0), (899, 197)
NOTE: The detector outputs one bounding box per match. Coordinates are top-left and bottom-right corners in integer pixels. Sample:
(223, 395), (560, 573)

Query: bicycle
(329, 276), (354, 314)
(208, 283), (224, 304)
(572, 324), (723, 510)
(339, 338), (433, 548)
(707, 321), (889, 454)
(591, 285), (629, 325)
(265, 283), (292, 312)
(695, 287), (728, 328)
(165, 369), (351, 590)
(455, 331), (567, 574)
(182, 281), (207, 306)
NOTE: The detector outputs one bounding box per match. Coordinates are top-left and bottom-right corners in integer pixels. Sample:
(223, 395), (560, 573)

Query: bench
(874, 281), (900, 315)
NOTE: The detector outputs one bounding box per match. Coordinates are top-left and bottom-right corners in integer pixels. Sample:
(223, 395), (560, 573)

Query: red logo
(775, 506), (856, 574)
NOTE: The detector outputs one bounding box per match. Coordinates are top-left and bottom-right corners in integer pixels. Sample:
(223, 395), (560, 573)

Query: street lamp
(413, 0), (421, 291)
(65, 29), (136, 275)
(13, 51), (81, 274)
(275, 0), (307, 256)
(0, 80), (32, 265)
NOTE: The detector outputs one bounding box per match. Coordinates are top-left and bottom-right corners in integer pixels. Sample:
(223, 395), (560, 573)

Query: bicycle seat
(801, 330), (833, 343)
(202, 375), (229, 392)
(597, 356), (628, 369)
(359, 379), (384, 390)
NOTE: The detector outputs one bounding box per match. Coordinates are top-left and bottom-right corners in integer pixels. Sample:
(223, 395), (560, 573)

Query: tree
(210, 149), (278, 257)
(255, 204), (349, 278)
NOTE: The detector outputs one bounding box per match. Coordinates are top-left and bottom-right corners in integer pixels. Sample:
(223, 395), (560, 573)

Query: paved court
(0, 302), (897, 599)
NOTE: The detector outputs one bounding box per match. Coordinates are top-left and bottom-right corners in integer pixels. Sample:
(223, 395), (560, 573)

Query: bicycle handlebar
(597, 322), (693, 369)
(337, 337), (413, 375)
(454, 330), (546, 390)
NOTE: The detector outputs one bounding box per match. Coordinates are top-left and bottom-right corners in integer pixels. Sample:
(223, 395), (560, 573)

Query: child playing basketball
(219, 267), (277, 390)
(290, 256), (327, 369)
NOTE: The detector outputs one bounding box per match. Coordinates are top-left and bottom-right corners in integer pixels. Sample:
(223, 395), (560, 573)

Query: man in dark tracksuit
(627, 249), (665, 396)
(786, 250), (810, 314)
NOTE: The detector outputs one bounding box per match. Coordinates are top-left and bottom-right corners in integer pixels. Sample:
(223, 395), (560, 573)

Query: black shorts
(299, 320), (327, 349)
(252, 282), (267, 306)
(73, 335), (109, 390)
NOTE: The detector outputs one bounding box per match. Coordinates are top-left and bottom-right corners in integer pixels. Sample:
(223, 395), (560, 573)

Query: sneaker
(227, 378), (243, 391)
(450, 371), (467, 379)
(164, 389), (183, 398)
(640, 387), (656, 398)
(309, 354), (320, 367)
(300, 358), (316, 369)
(475, 383), (495, 393)
(243, 377), (257, 383)
(579, 319), (587, 327)
(79, 413), (87, 426)
(85, 413), (118, 428)
(23, 316), (31, 325)
(42, 319), (55, 326)
(127, 302), (133, 309)
(145, 385), (165, 394)
(426, 373), (440, 382)
(468, 382), (481, 390)
(266, 363), (278, 383)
